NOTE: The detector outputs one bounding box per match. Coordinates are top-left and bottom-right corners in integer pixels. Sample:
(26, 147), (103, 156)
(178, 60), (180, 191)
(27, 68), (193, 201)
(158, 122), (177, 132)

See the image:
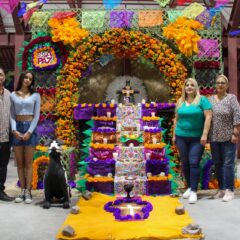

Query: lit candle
(111, 99), (115, 104)
(151, 112), (155, 117)
(146, 152), (151, 160)
(103, 138), (108, 144)
(152, 137), (157, 144)
(113, 152), (118, 160)
(142, 99), (146, 104)
(107, 112), (111, 118)
(137, 123), (141, 132)
(118, 103), (122, 108)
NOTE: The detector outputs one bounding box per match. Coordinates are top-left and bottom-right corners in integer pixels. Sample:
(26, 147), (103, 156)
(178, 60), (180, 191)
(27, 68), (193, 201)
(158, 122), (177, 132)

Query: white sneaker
(188, 191), (197, 204)
(24, 189), (33, 204)
(222, 189), (234, 202)
(15, 189), (25, 203)
(182, 188), (191, 199)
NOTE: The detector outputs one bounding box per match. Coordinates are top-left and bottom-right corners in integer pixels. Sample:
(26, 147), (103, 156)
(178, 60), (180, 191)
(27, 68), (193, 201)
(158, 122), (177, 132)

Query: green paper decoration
(82, 11), (106, 29)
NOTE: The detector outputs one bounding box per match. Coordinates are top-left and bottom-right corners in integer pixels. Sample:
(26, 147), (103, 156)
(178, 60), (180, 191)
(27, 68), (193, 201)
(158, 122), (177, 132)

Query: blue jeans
(176, 135), (204, 191)
(210, 141), (236, 191)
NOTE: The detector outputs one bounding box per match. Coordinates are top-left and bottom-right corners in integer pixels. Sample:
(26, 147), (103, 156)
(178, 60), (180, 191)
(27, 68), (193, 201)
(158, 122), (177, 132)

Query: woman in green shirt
(173, 78), (212, 204)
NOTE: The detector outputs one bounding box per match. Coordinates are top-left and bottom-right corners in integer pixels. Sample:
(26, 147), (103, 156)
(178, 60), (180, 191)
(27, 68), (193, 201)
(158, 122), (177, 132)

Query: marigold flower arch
(56, 28), (188, 145)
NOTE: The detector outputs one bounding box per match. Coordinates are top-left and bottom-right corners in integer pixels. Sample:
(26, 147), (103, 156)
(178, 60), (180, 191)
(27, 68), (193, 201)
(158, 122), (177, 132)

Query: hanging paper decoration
(0, 0), (20, 14)
(82, 11), (106, 29)
(99, 54), (113, 66)
(182, 2), (205, 19)
(109, 10), (134, 28)
(138, 10), (163, 27)
(52, 11), (76, 19)
(177, 0), (192, 5)
(167, 10), (182, 23)
(153, 0), (170, 7)
(195, 9), (213, 28)
(18, 0), (47, 17)
(215, 0), (231, 8)
(197, 39), (220, 58)
(29, 12), (51, 28)
(103, 0), (122, 10)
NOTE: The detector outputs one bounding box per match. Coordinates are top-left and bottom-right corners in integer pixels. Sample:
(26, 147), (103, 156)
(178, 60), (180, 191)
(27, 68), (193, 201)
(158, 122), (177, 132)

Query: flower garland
(48, 17), (89, 47)
(85, 174), (113, 182)
(163, 17), (203, 57)
(148, 174), (172, 181)
(104, 197), (153, 221)
(144, 143), (166, 149)
(92, 116), (117, 121)
(90, 143), (115, 149)
(142, 116), (160, 121)
(56, 28), (187, 145)
(32, 156), (49, 189)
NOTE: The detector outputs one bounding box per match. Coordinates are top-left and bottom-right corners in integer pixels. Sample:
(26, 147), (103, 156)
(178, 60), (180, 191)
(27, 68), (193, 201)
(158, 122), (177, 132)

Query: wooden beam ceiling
(11, 4), (24, 34)
(67, 0), (77, 8)
(228, 0), (240, 31)
(0, 12), (6, 33)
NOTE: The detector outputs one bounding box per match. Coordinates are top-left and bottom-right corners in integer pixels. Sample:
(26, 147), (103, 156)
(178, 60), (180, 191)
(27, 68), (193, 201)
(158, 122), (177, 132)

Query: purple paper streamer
(96, 108), (116, 116)
(92, 127), (116, 133)
(141, 103), (176, 109)
(146, 160), (169, 175)
(110, 10), (134, 28)
(94, 120), (116, 128)
(74, 106), (94, 120)
(142, 120), (159, 128)
(87, 159), (116, 176)
(90, 148), (117, 160)
(144, 128), (163, 133)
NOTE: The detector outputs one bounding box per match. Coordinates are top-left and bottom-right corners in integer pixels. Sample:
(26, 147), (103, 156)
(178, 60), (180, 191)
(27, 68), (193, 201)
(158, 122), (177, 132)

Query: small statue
(117, 79), (139, 104)
(124, 183), (134, 199)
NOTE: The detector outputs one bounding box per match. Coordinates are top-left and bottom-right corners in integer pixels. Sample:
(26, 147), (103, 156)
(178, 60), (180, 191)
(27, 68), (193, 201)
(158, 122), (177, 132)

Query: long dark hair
(16, 71), (36, 94)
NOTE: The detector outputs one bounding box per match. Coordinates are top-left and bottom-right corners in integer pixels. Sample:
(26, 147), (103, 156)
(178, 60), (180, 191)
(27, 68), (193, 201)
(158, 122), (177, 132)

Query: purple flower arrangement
(104, 197), (153, 221)
(144, 128), (163, 133)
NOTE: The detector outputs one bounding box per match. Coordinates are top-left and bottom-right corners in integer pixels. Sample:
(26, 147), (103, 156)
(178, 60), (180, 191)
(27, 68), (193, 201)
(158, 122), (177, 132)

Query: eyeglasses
(216, 82), (226, 85)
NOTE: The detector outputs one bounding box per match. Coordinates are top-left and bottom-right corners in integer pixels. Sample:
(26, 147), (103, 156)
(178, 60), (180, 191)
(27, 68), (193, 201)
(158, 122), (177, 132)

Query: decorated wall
(19, 3), (224, 190)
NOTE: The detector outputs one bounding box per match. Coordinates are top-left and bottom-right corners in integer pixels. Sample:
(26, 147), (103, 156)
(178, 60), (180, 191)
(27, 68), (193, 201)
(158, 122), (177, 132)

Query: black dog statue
(43, 139), (71, 209)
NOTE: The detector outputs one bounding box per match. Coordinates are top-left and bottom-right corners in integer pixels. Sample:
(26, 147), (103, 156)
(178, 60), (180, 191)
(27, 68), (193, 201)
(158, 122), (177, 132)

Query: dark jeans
(210, 141), (236, 191)
(0, 142), (11, 191)
(176, 135), (204, 192)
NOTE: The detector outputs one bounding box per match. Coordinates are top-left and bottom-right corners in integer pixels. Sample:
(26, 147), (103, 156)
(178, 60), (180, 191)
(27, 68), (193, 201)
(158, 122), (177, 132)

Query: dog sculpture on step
(43, 139), (71, 209)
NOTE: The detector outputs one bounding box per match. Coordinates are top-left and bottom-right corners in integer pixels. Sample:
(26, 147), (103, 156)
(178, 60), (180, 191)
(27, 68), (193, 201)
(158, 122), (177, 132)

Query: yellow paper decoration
(182, 2), (205, 19)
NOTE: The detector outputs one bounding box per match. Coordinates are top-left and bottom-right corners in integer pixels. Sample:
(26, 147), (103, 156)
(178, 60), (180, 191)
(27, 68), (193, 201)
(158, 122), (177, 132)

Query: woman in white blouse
(209, 74), (240, 202)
